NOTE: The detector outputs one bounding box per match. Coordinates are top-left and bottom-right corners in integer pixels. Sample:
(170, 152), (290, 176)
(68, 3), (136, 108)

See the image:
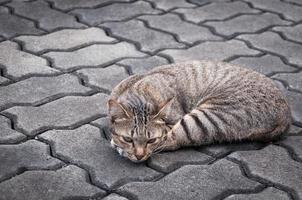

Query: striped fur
(108, 60), (291, 162)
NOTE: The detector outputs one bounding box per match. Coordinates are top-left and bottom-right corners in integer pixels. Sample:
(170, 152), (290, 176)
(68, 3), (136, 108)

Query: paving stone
(283, 0), (302, 5)
(118, 56), (169, 74)
(0, 9), (43, 38)
(0, 76), (9, 84)
(0, 140), (62, 181)
(188, 0), (231, 5)
(117, 159), (261, 200)
(72, 1), (160, 26)
(0, 115), (26, 144)
(238, 32), (302, 67)
(0, 41), (59, 79)
(16, 28), (116, 53)
(140, 13), (221, 44)
(175, 1), (259, 23)
(77, 65), (128, 91)
(225, 187), (290, 200)
(49, 0), (131, 11)
(8, 1), (86, 31)
(281, 136), (302, 160)
(161, 40), (259, 62)
(44, 41), (145, 71)
(273, 24), (302, 43)
(273, 71), (302, 91)
(103, 194), (128, 200)
(283, 90), (302, 124)
(244, 0), (302, 21)
(0, 165), (104, 200)
(3, 93), (108, 136)
(229, 145), (302, 198)
(147, 0), (195, 10)
(39, 125), (162, 189)
(230, 55), (296, 76)
(90, 117), (110, 140)
(287, 124), (302, 135)
(102, 20), (185, 53)
(205, 13), (290, 37)
(148, 149), (212, 173)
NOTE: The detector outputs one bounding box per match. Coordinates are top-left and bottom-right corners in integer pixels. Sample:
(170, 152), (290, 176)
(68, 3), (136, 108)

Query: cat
(107, 60), (291, 162)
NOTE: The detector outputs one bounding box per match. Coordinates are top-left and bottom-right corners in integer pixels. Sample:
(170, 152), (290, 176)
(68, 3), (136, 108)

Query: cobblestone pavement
(0, 0), (302, 199)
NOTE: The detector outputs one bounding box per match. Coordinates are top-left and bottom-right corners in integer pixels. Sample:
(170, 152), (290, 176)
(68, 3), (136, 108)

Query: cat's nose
(135, 154), (144, 160)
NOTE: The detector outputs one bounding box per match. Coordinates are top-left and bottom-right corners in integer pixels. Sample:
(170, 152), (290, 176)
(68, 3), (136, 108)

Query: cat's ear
(108, 99), (131, 122)
(152, 97), (174, 123)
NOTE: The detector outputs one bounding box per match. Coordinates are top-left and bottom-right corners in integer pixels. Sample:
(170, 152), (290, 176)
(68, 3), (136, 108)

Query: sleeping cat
(107, 60), (291, 162)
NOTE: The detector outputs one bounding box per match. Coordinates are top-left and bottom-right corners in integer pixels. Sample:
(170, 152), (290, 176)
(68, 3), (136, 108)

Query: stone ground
(0, 0), (302, 199)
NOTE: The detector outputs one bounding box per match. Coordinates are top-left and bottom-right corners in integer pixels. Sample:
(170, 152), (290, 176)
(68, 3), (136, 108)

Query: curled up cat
(107, 60), (291, 162)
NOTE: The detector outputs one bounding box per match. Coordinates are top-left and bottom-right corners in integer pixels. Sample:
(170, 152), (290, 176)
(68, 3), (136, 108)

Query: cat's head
(107, 97), (173, 162)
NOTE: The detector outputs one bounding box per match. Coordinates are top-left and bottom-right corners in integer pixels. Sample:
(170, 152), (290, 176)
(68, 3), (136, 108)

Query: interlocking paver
(77, 65), (128, 91)
(49, 0), (131, 11)
(0, 41), (59, 79)
(117, 159), (261, 200)
(281, 136), (302, 160)
(0, 165), (105, 200)
(0, 115), (26, 144)
(16, 28), (116, 53)
(205, 13), (291, 37)
(288, 125), (302, 135)
(148, 149), (212, 173)
(3, 93), (108, 135)
(0, 74), (91, 110)
(273, 24), (302, 43)
(102, 20), (185, 53)
(71, 1), (160, 26)
(90, 116), (110, 138)
(103, 194), (128, 200)
(39, 125), (162, 189)
(244, 0), (302, 21)
(283, 0), (302, 5)
(161, 40), (260, 62)
(0, 76), (9, 84)
(229, 145), (302, 198)
(225, 187), (290, 200)
(140, 13), (221, 44)
(284, 89), (302, 124)
(273, 71), (302, 91)
(238, 32), (302, 66)
(175, 1), (260, 23)
(8, 1), (86, 31)
(0, 8), (43, 38)
(44, 41), (146, 71)
(147, 0), (195, 10)
(230, 55), (296, 76)
(0, 140), (62, 181)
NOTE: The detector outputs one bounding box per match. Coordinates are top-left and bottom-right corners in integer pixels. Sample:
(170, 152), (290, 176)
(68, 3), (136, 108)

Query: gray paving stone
(0, 74), (91, 110)
(0, 165), (104, 200)
(44, 41), (145, 71)
(273, 71), (302, 92)
(3, 93), (108, 136)
(244, 0), (302, 21)
(284, 89), (302, 124)
(175, 1), (259, 23)
(77, 65), (128, 91)
(273, 24), (302, 43)
(0, 9), (43, 38)
(72, 1), (160, 26)
(49, 0), (131, 11)
(39, 125), (162, 189)
(225, 187), (290, 200)
(103, 194), (128, 200)
(102, 20), (185, 53)
(118, 56), (169, 74)
(288, 124), (302, 135)
(0, 115), (26, 144)
(118, 159), (261, 200)
(0, 76), (9, 84)
(281, 136), (302, 160)
(230, 55), (296, 76)
(90, 117), (111, 140)
(16, 28), (116, 53)
(148, 149), (212, 173)
(0, 41), (59, 79)
(205, 13), (290, 37)
(0, 140), (62, 181)
(229, 145), (302, 198)
(188, 0), (231, 5)
(283, 0), (302, 5)
(140, 13), (221, 44)
(238, 32), (302, 66)
(147, 0), (195, 10)
(8, 1), (86, 31)
(161, 40), (260, 62)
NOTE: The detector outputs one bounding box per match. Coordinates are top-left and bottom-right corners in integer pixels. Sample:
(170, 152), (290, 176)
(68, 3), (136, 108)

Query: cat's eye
(147, 138), (157, 144)
(122, 136), (133, 143)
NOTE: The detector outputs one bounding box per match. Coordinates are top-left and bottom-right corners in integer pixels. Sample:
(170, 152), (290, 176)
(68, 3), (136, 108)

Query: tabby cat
(108, 60), (291, 162)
